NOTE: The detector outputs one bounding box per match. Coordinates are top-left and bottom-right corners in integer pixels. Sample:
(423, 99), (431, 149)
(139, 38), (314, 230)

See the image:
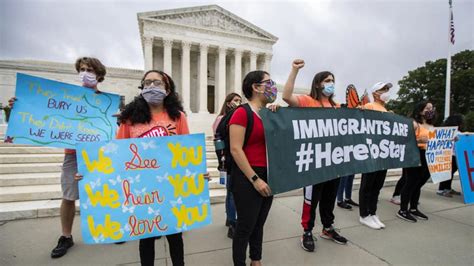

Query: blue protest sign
(76, 133), (211, 244)
(5, 73), (119, 148)
(454, 134), (474, 204)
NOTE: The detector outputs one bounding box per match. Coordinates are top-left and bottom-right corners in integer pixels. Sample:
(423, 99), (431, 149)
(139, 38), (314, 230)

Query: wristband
(251, 174), (259, 182)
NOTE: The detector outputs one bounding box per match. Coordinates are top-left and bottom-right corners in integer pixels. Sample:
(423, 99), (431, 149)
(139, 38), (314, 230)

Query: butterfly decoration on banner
(346, 84), (370, 108)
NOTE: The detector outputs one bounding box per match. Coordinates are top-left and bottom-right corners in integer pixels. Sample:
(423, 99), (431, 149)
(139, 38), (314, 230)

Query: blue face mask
(322, 82), (335, 96)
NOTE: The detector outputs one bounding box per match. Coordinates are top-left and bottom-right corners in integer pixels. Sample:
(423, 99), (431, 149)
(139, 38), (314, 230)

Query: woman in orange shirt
(397, 101), (435, 223)
(358, 82), (393, 230)
(116, 70), (188, 266)
(283, 59), (347, 252)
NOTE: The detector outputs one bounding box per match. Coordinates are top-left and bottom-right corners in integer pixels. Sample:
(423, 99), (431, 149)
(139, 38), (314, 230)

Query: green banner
(260, 108), (421, 194)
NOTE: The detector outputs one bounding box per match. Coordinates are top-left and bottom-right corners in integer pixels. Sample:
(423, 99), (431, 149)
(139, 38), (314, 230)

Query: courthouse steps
(0, 139), (404, 222)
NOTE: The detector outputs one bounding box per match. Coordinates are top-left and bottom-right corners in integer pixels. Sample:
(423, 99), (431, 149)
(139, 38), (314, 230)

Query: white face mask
(141, 86), (167, 105)
(79, 71), (98, 88)
(379, 91), (391, 102)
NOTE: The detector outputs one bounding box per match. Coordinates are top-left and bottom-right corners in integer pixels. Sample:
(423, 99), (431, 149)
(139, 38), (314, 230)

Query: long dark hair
(309, 71), (337, 107)
(242, 70), (269, 99)
(118, 70), (184, 125)
(218, 92), (241, 116)
(411, 100), (435, 125)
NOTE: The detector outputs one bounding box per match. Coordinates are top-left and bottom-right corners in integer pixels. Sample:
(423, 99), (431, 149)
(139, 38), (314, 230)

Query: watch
(251, 174), (259, 182)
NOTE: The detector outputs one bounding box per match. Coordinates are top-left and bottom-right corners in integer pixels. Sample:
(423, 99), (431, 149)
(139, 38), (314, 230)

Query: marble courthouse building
(0, 5), (278, 134)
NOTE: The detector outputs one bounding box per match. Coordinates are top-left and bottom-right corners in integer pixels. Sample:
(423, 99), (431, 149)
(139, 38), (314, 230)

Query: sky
(1, 0), (473, 103)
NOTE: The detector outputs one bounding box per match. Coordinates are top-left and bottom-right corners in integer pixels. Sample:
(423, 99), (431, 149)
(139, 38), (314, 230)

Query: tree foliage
(387, 49), (474, 126)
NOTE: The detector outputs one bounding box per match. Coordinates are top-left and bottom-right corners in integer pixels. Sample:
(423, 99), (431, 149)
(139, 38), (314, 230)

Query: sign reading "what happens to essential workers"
(261, 108), (421, 194)
(76, 133), (211, 244)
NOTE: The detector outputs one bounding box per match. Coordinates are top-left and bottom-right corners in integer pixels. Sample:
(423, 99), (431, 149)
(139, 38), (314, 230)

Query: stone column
(163, 39), (173, 76)
(264, 53), (273, 73)
(143, 36), (153, 71)
(234, 48), (243, 96)
(217, 46), (227, 111)
(250, 51), (257, 71)
(181, 41), (191, 112)
(198, 43), (209, 113)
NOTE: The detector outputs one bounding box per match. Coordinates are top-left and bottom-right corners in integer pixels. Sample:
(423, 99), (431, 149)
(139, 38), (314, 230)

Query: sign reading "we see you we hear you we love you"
(76, 133), (211, 244)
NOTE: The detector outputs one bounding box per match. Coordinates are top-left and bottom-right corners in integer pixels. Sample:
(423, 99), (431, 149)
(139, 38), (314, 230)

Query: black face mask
(423, 110), (436, 120)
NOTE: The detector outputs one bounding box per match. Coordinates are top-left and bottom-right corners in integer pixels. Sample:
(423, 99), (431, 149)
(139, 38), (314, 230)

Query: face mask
(379, 92), (391, 102)
(79, 71), (98, 88)
(322, 83), (335, 96)
(424, 110), (436, 120)
(228, 101), (240, 109)
(263, 85), (278, 103)
(141, 86), (167, 105)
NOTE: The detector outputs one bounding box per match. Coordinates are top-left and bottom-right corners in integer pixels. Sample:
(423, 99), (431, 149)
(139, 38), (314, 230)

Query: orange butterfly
(346, 84), (370, 108)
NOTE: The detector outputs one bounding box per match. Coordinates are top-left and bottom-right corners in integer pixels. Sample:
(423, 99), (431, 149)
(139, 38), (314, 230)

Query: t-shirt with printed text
(116, 111), (189, 139)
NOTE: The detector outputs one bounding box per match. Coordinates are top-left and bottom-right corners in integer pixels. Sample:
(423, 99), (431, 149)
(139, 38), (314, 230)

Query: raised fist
(292, 59), (305, 69)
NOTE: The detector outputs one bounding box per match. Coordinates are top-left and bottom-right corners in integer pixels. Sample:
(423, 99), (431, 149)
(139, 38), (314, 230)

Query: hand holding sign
(253, 178), (272, 197)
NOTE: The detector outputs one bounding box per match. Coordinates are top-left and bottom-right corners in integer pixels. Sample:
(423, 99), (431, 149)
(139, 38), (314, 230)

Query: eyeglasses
(257, 79), (276, 87)
(142, 79), (164, 87)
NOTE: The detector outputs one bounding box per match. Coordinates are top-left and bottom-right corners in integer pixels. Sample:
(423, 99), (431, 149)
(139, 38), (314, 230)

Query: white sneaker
(371, 215), (386, 229)
(390, 196), (401, 205)
(360, 216), (381, 230)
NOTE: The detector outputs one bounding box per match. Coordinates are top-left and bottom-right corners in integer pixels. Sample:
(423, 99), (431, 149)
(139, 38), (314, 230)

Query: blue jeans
(337, 175), (355, 202)
(226, 190), (237, 225)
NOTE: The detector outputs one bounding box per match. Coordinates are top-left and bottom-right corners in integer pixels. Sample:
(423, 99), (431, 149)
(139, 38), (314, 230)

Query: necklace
(248, 102), (262, 118)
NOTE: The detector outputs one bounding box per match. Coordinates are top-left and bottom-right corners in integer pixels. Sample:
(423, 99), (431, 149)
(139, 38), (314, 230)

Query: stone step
(0, 184), (62, 203)
(0, 172), (61, 187)
(0, 146), (63, 154)
(0, 162), (63, 174)
(0, 154), (65, 164)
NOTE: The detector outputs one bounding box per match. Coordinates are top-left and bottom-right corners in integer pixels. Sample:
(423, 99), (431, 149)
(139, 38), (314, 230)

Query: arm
(116, 123), (131, 139)
(212, 116), (223, 135)
(229, 124), (271, 197)
(283, 59), (305, 107)
(413, 121), (428, 144)
(177, 112), (190, 135)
